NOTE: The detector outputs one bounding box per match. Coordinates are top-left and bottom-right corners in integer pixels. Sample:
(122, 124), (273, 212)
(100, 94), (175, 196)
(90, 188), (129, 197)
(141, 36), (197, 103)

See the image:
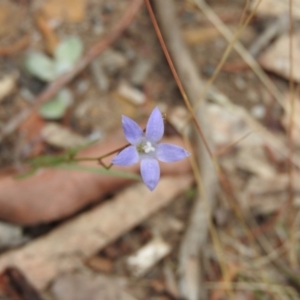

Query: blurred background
(0, 0), (299, 299)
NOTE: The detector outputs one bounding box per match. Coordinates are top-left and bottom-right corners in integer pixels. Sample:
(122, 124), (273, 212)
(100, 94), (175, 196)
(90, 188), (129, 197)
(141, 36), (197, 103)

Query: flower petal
(112, 146), (139, 166)
(122, 115), (144, 144)
(140, 158), (160, 191)
(145, 107), (164, 142)
(156, 143), (190, 162)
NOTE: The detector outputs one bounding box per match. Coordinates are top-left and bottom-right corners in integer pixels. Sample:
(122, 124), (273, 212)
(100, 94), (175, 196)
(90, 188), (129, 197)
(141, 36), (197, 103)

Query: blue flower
(112, 107), (190, 191)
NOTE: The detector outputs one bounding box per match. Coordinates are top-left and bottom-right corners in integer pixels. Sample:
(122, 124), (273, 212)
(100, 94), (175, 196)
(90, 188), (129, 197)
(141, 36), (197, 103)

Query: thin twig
(0, 0), (144, 142)
(144, 0), (213, 160)
(151, 1), (219, 299)
(74, 143), (129, 169)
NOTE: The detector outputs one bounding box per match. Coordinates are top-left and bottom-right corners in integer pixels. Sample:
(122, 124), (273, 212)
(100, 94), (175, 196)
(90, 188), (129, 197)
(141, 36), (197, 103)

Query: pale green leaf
(24, 51), (56, 82)
(54, 36), (83, 75)
(39, 89), (73, 119)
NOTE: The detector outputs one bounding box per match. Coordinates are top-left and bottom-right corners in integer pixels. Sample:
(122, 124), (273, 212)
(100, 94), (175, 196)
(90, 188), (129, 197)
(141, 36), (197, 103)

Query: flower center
(137, 141), (155, 154)
(143, 141), (155, 153)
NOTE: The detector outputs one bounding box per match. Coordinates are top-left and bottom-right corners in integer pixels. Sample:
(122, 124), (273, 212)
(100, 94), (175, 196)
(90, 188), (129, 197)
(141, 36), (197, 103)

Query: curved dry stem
(144, 0), (213, 160)
(73, 144), (129, 169)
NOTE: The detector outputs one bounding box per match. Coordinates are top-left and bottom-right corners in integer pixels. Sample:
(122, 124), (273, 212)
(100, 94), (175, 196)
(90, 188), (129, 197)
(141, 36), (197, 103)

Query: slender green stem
(72, 143), (130, 169)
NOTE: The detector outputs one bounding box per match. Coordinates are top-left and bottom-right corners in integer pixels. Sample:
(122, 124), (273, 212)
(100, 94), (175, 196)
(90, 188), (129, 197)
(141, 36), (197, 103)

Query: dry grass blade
(192, 0), (296, 125)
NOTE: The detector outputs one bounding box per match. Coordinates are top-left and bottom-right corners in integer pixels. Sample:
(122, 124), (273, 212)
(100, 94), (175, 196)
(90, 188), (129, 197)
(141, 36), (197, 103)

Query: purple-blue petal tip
(156, 143), (190, 163)
(145, 107), (164, 142)
(140, 158), (160, 191)
(122, 115), (143, 145)
(111, 146), (139, 166)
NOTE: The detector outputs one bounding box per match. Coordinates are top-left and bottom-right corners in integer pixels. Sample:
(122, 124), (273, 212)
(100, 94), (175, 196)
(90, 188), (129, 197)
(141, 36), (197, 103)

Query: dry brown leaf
(0, 175), (193, 289)
(19, 111), (45, 157)
(41, 0), (87, 23)
(0, 127), (191, 224)
(35, 13), (59, 55)
(259, 32), (300, 82)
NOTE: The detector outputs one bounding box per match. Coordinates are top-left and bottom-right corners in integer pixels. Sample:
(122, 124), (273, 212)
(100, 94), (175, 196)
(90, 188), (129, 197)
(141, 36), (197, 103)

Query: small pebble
(100, 49), (128, 75)
(127, 238), (171, 277)
(117, 81), (146, 105)
(0, 74), (17, 102)
(0, 222), (28, 250)
(87, 130), (104, 142)
(203, 64), (215, 77)
(76, 80), (90, 95)
(251, 104), (266, 119)
(130, 59), (152, 86)
(91, 18), (105, 35)
(234, 76), (246, 91)
(20, 88), (35, 102)
(90, 60), (110, 91)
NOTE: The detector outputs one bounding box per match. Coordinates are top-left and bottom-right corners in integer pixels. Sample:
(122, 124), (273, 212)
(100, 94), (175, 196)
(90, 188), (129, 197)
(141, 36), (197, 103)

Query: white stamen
(143, 141), (155, 153)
